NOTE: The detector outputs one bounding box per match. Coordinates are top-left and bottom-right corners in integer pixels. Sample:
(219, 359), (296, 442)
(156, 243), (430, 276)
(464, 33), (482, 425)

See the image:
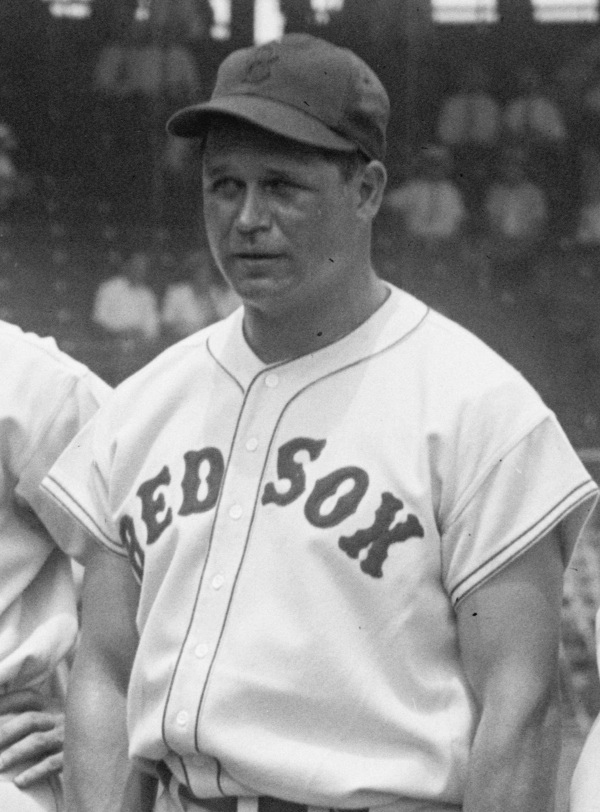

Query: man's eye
(211, 178), (240, 197)
(265, 179), (292, 195)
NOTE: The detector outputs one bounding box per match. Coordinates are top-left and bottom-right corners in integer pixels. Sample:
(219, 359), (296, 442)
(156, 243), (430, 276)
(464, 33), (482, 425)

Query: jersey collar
(207, 284), (429, 392)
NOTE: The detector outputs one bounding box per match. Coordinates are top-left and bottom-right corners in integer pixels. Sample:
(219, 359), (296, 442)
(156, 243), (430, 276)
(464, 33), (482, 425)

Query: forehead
(202, 118), (341, 174)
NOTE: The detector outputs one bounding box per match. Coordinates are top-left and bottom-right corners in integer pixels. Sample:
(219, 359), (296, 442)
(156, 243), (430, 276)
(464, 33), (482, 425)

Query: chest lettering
(120, 437), (424, 579)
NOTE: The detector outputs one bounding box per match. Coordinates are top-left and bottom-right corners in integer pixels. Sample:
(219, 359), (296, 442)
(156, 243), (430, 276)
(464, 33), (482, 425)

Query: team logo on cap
(244, 43), (279, 83)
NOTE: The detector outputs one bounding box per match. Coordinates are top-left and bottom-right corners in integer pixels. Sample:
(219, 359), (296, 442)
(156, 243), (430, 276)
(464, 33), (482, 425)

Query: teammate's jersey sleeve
(18, 370), (110, 518)
(0, 323), (111, 689)
(441, 410), (597, 606)
(37, 401), (122, 563)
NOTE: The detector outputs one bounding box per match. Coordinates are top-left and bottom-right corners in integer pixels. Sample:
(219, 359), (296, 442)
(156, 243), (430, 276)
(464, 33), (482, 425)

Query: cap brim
(166, 95), (357, 153)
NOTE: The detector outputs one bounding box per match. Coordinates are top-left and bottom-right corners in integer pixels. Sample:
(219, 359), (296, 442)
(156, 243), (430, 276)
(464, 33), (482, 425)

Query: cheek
(203, 201), (229, 240)
(203, 198), (221, 229)
(202, 213), (226, 270)
(305, 210), (348, 257)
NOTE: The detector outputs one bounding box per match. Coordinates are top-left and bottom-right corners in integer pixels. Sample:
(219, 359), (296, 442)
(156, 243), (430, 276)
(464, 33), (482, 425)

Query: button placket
(164, 367), (294, 740)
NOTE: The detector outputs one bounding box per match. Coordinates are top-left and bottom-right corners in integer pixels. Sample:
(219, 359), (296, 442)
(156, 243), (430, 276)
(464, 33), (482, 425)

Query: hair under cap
(166, 33), (390, 162)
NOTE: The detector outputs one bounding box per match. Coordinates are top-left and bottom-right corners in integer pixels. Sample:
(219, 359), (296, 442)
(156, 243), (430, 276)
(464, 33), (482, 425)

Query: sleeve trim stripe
(41, 475), (125, 556)
(446, 412), (553, 529)
(449, 479), (598, 606)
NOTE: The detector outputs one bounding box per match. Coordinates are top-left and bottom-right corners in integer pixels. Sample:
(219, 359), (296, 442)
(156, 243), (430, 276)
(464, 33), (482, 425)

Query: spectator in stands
(0, 122), (30, 214)
(436, 63), (501, 211)
(574, 146), (600, 245)
(0, 124), (18, 212)
(92, 249), (160, 341)
(384, 144), (466, 243)
(160, 247), (241, 340)
(482, 147), (548, 295)
(503, 66), (568, 146)
(383, 144), (467, 283)
(93, 0), (209, 103)
(502, 65), (569, 221)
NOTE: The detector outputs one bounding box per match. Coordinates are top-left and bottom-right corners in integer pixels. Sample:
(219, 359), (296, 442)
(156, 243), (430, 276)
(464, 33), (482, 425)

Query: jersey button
(212, 574), (225, 590)
(229, 504), (243, 519)
(176, 711), (189, 727)
(245, 437), (259, 452)
(194, 643), (209, 659)
(265, 373), (279, 388)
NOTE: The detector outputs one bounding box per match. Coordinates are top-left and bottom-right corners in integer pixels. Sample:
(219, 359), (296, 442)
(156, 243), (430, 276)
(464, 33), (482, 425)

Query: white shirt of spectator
(503, 96), (567, 143)
(485, 182), (548, 238)
(437, 93), (501, 146)
(161, 283), (242, 337)
(93, 276), (160, 340)
(386, 180), (466, 239)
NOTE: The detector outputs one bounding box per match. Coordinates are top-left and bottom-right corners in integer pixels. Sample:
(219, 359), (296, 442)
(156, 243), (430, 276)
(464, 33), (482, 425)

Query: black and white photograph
(1, 2), (600, 811)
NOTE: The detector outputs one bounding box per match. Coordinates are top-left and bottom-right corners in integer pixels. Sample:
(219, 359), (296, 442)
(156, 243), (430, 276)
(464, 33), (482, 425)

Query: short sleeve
(18, 371), (110, 508)
(442, 413), (598, 606)
(38, 404), (126, 564)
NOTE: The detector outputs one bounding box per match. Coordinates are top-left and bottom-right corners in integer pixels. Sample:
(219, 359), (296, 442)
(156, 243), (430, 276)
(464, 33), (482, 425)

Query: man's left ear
(357, 160), (387, 219)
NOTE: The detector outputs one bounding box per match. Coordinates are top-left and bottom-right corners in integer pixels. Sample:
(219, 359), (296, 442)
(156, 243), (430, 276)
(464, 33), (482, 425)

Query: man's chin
(232, 273), (293, 301)
(235, 280), (300, 317)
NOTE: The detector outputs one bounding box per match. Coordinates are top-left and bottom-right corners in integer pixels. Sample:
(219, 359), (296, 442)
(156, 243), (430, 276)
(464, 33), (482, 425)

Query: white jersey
(0, 321), (110, 694)
(41, 286), (597, 811)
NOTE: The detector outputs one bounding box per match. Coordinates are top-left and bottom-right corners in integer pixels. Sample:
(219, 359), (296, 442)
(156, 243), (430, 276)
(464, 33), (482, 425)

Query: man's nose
(235, 187), (270, 233)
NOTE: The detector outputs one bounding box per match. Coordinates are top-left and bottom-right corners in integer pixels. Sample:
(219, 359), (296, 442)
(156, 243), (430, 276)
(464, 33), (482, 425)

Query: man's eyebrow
(202, 161), (231, 178)
(263, 167), (299, 181)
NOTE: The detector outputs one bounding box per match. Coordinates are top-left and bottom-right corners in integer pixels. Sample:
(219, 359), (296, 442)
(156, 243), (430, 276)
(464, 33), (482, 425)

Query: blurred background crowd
(2, 4), (600, 803)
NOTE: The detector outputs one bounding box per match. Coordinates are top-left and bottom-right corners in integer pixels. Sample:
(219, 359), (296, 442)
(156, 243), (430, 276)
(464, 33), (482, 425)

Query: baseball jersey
(41, 285), (597, 811)
(0, 320), (110, 695)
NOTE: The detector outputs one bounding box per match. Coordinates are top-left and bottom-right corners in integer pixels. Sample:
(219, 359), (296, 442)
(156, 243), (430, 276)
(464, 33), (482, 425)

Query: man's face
(202, 120), (364, 318)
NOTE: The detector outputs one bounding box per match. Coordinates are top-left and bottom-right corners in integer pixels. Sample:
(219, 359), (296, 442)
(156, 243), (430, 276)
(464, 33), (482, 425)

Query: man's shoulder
(0, 320), (94, 380)
(416, 304), (520, 366)
(392, 291), (542, 401)
(0, 321), (110, 452)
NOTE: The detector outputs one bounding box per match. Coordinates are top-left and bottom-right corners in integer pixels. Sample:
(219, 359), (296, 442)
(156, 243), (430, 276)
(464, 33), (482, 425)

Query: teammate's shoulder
(0, 319), (111, 408)
(0, 319), (92, 375)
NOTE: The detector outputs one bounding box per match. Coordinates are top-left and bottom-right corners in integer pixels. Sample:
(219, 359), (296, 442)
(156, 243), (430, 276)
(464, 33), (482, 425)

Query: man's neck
(242, 277), (389, 365)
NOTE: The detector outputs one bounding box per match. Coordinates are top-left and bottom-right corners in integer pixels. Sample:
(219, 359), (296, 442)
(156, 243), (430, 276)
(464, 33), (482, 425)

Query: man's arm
(63, 543), (154, 812)
(456, 529), (564, 812)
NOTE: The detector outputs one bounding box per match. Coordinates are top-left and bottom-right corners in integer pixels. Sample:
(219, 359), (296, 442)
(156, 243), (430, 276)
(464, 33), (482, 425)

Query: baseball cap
(166, 33), (390, 162)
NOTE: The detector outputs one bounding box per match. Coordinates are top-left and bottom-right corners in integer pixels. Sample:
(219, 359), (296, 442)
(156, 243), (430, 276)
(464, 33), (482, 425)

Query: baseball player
(39, 35), (598, 812)
(0, 320), (110, 811)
